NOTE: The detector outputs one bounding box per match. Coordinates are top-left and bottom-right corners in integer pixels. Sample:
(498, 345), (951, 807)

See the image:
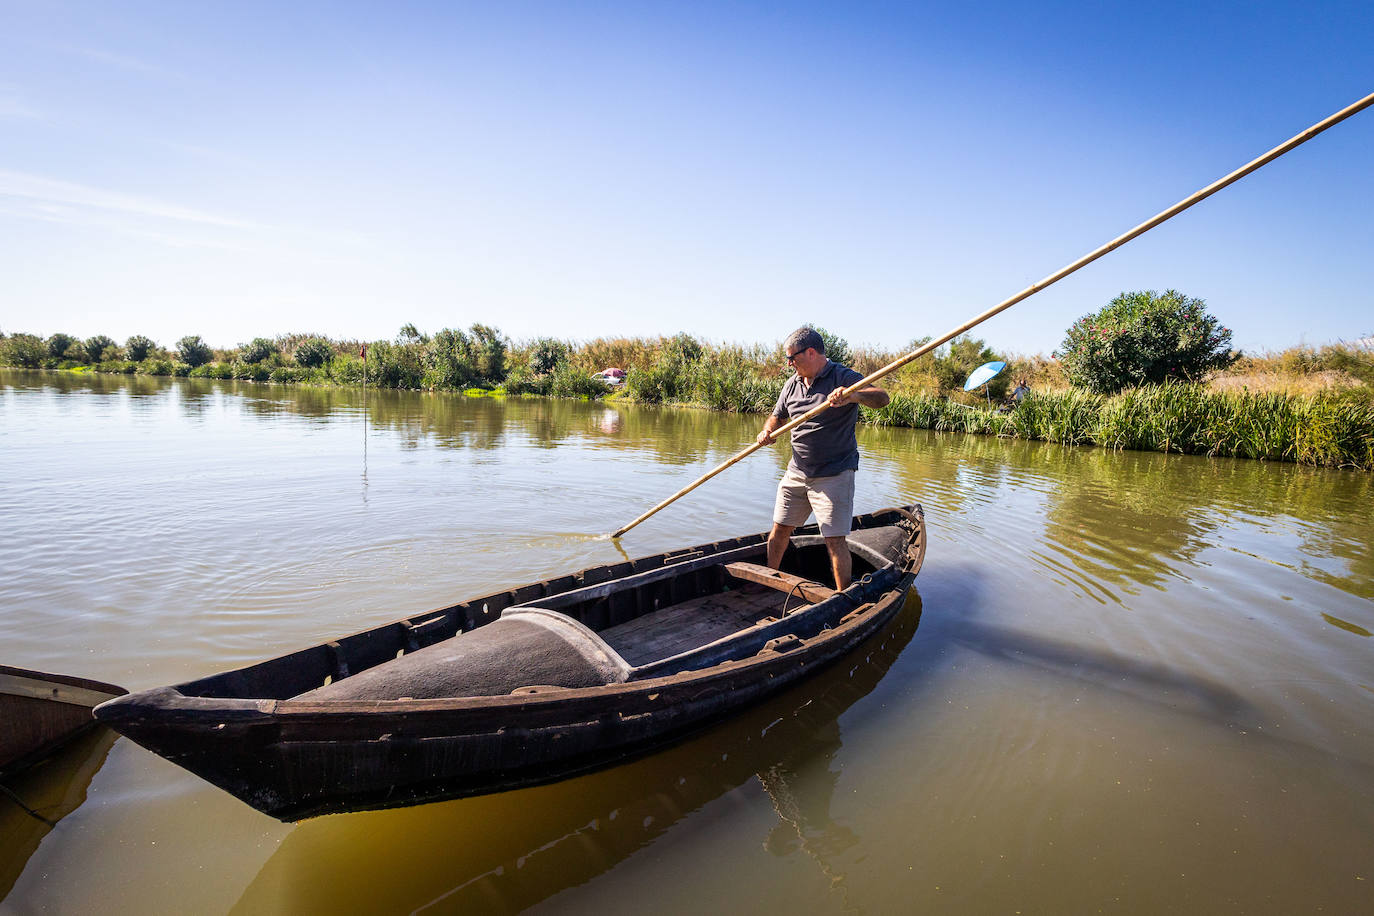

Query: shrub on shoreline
(4, 325), (1369, 468)
(1057, 290), (1237, 393)
(177, 335), (213, 367)
(293, 338), (334, 368)
(1, 333), (47, 368)
(125, 335), (157, 362)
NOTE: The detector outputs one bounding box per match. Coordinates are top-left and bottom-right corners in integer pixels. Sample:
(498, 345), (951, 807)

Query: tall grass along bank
(4, 328), (1370, 469)
(864, 382), (1374, 469)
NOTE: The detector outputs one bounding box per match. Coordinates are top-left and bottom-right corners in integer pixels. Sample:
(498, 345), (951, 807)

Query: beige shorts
(773, 467), (855, 538)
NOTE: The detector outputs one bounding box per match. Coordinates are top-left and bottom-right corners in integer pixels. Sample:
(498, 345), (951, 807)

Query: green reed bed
(863, 381), (1373, 469)
(7, 328), (1370, 468)
(622, 356), (785, 414)
(503, 362), (610, 399)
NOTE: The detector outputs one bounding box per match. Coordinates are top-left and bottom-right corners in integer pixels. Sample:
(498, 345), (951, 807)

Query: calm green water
(2, 369), (1371, 914)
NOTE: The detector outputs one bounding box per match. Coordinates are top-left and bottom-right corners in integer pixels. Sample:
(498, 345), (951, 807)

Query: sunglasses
(785, 347), (810, 364)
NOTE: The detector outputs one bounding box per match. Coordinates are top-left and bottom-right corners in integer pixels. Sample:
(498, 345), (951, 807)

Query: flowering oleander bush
(1058, 290), (1237, 394)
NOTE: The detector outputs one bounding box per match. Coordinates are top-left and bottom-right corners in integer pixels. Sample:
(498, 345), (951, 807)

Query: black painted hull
(97, 506), (925, 820)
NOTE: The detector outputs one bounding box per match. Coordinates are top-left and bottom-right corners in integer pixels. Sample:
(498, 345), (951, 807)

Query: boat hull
(97, 506), (926, 820)
(0, 666), (126, 776)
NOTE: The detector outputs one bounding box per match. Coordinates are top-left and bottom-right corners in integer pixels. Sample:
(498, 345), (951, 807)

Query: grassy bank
(862, 382), (1374, 469)
(4, 329), (1371, 469)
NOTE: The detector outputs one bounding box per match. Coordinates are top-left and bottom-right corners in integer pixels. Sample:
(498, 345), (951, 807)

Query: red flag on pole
(360, 344), (367, 358)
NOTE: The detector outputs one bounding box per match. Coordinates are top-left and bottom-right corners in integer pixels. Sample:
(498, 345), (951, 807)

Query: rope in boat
(780, 572), (873, 617)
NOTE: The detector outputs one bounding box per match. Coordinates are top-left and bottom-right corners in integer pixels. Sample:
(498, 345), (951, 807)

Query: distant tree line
(0, 291), (1355, 405)
(0, 325), (511, 388)
(0, 321), (1022, 404)
(4, 290), (1371, 467)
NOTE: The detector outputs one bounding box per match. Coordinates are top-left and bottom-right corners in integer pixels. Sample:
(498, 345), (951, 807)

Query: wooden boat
(234, 593), (924, 912)
(0, 665), (126, 776)
(95, 505), (926, 820)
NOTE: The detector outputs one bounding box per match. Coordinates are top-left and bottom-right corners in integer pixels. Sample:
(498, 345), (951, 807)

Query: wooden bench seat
(723, 562), (836, 604)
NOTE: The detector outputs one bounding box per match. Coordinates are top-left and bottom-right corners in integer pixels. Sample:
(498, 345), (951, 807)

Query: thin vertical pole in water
(361, 343), (369, 497)
(609, 89), (1374, 539)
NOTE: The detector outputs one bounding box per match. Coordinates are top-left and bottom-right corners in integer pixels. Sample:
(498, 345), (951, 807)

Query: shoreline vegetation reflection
(3, 318), (1372, 471)
(6, 368), (1369, 605)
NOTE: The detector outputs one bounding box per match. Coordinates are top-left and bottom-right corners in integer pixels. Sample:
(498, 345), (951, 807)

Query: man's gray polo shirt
(770, 360), (865, 478)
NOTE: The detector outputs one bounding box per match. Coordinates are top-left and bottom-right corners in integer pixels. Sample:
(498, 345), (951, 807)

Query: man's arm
(759, 380), (792, 445)
(828, 384), (889, 409)
(757, 413), (784, 445)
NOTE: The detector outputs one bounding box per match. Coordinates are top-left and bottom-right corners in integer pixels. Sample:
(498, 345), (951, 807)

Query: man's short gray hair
(785, 327), (825, 356)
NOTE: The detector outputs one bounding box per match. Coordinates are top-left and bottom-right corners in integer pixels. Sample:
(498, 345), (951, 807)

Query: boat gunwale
(98, 506), (923, 721)
(102, 572), (914, 724)
(273, 594), (917, 818)
(102, 581), (912, 745)
(0, 666), (128, 776)
(89, 506), (925, 819)
(0, 665), (127, 701)
(275, 579), (908, 716)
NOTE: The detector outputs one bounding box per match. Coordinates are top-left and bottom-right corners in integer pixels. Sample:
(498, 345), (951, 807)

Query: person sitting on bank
(1009, 377), (1030, 405)
(756, 327), (890, 590)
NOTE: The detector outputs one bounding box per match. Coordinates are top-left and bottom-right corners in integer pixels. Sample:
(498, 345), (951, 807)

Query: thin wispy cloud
(0, 197), (265, 252)
(0, 169), (374, 257)
(45, 42), (177, 78)
(0, 169), (265, 232)
(0, 85), (41, 120)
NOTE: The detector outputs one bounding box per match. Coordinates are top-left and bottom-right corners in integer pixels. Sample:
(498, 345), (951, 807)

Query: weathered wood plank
(1, 666), (127, 774)
(0, 672), (123, 708)
(599, 585), (782, 666)
(723, 562), (836, 604)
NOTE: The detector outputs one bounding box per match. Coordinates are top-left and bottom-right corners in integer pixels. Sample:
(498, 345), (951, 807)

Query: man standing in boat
(757, 327), (889, 590)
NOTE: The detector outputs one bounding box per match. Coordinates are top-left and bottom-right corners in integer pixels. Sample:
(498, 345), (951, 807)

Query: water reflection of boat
(97, 507), (926, 820)
(0, 665), (125, 775)
(230, 591), (923, 914)
(1, 727), (119, 899)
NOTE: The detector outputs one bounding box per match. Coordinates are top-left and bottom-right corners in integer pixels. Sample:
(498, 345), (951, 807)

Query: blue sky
(2, 1), (1371, 356)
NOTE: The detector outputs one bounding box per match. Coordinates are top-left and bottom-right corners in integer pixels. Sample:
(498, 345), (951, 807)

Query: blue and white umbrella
(962, 360), (1006, 392)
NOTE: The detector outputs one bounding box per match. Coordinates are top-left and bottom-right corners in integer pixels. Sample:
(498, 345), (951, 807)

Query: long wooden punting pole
(610, 90), (1374, 539)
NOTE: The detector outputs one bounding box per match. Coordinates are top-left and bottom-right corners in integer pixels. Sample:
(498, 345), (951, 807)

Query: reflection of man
(756, 327), (889, 589)
(759, 721), (859, 872)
